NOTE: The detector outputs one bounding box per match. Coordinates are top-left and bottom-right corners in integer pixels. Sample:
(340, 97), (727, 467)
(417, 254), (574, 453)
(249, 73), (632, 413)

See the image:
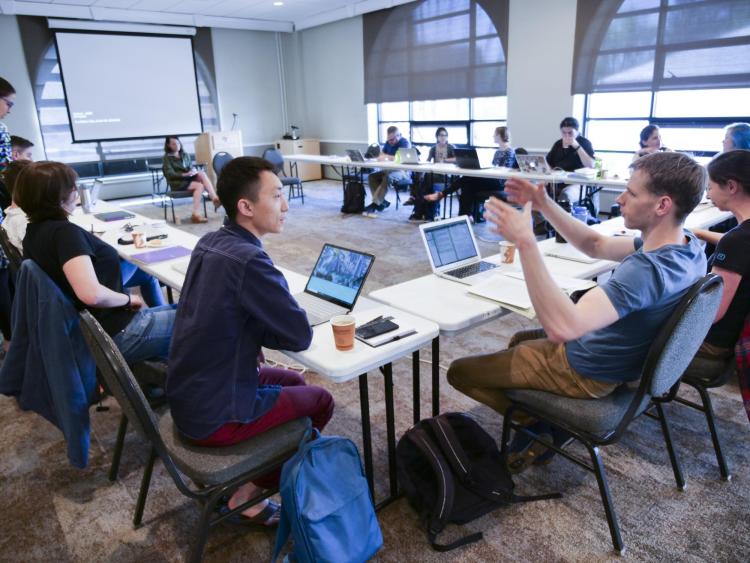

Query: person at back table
(722, 122), (750, 151)
(408, 127), (456, 222)
(447, 152), (707, 472)
(16, 161), (177, 365)
(633, 125), (671, 160)
(364, 125), (411, 213)
(167, 157), (334, 527)
(162, 136), (221, 224)
(546, 117), (596, 211)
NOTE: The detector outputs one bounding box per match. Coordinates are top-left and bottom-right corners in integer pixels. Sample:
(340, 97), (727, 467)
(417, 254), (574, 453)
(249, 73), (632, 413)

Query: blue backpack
(272, 431), (383, 562)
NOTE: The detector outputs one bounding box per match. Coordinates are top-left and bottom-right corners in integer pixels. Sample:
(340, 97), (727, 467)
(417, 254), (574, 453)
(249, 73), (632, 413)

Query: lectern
(194, 130), (243, 185)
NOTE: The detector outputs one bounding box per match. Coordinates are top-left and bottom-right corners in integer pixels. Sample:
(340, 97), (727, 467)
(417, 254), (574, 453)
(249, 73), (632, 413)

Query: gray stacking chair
(673, 350), (737, 481)
(262, 148), (304, 203)
(499, 274), (723, 555)
(78, 310), (311, 563)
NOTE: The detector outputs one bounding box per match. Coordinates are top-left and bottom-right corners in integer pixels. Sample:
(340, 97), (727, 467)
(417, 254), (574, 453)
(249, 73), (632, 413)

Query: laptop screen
(423, 220), (478, 268)
(305, 244), (375, 308)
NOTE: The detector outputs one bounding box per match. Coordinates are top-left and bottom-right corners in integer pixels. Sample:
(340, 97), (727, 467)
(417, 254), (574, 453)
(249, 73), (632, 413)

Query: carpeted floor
(1, 179), (749, 562)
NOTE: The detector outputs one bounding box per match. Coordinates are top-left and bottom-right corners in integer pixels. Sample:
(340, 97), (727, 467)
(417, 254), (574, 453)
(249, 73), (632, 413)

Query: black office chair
(212, 151), (233, 181)
(0, 227), (23, 278)
(499, 274), (723, 554)
(263, 148), (304, 204)
(78, 310), (311, 562)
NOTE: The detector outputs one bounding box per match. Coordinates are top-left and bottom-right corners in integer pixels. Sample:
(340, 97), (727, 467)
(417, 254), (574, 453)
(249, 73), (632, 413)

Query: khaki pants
(447, 331), (617, 423)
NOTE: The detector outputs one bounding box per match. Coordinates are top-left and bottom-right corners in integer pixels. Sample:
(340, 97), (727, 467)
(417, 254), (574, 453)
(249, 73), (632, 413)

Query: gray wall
(0, 15), (45, 157)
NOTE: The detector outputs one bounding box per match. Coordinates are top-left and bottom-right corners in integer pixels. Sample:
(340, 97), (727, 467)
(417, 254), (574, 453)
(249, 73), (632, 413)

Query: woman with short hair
(722, 122), (750, 151)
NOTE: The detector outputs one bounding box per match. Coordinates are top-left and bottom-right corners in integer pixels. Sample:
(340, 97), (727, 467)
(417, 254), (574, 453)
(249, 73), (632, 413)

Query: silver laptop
(398, 147), (422, 164)
(294, 244), (375, 326)
(346, 149), (366, 162)
(419, 216), (497, 285)
(516, 154), (553, 174)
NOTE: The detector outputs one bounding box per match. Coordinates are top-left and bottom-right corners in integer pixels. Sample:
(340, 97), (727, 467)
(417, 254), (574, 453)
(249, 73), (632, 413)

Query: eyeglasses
(1, 97), (14, 110)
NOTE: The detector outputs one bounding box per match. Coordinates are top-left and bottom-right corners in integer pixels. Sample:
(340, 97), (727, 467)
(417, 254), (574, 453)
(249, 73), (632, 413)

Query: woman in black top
(16, 161), (176, 365)
(691, 149), (750, 360)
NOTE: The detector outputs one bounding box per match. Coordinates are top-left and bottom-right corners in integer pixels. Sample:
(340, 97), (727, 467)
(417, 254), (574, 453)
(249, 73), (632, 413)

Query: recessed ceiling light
(273, 1), (284, 5)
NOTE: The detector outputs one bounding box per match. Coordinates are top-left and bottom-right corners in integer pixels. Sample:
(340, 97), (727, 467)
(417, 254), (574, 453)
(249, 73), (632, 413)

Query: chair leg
(695, 385), (732, 481)
(164, 200), (168, 221)
(109, 415), (129, 482)
(171, 200), (177, 224)
(587, 443), (625, 555)
(189, 495), (220, 563)
(299, 181), (304, 204)
(133, 448), (157, 527)
(654, 402), (686, 490)
(202, 196), (207, 218)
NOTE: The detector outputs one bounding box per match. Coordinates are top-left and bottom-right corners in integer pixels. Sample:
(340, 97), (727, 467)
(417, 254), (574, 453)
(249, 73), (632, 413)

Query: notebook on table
(131, 245), (192, 264)
(543, 243), (600, 264)
(293, 244), (375, 326)
(419, 216), (497, 285)
(94, 210), (135, 222)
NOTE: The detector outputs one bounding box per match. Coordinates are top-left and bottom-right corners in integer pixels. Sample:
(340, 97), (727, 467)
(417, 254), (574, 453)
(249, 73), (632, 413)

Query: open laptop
(419, 216), (498, 285)
(397, 147), (422, 164)
(516, 154), (553, 174)
(346, 149), (366, 162)
(454, 148), (493, 170)
(294, 244), (375, 326)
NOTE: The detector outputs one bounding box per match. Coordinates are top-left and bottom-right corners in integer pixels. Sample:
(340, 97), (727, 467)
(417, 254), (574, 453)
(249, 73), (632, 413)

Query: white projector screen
(55, 32), (203, 142)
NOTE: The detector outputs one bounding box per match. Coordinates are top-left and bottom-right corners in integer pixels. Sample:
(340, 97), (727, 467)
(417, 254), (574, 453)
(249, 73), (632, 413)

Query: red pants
(193, 366), (334, 488)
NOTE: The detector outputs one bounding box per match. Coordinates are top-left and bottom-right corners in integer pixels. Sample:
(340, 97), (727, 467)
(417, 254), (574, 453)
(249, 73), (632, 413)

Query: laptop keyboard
(295, 292), (348, 326)
(445, 261), (497, 279)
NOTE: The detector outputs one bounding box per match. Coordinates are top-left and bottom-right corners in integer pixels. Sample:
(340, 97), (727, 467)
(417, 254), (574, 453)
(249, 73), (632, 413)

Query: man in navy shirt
(447, 152), (707, 470)
(365, 125), (411, 213)
(167, 157), (333, 526)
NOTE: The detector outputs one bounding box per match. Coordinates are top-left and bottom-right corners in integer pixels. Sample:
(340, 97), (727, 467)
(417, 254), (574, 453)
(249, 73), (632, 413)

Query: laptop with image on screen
(398, 147), (422, 164)
(454, 148), (493, 170)
(516, 154), (553, 174)
(419, 216), (498, 285)
(346, 149), (366, 162)
(293, 244), (376, 326)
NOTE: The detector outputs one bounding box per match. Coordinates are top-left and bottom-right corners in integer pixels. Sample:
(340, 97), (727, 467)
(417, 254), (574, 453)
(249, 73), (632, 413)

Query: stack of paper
(467, 272), (596, 319)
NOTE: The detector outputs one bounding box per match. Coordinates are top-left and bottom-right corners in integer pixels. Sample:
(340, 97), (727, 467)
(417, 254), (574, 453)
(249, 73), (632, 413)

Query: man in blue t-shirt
(364, 125), (411, 213)
(447, 151), (707, 470)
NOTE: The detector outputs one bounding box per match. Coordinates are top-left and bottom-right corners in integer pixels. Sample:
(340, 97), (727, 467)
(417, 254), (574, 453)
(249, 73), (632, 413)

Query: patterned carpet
(1, 180), (748, 562)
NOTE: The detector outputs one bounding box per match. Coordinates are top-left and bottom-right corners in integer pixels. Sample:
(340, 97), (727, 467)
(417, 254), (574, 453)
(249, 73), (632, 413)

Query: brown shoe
(191, 214), (208, 224)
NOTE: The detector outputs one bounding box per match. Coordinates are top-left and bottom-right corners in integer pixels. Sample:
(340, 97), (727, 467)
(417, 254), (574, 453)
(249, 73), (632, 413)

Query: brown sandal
(191, 214), (208, 224)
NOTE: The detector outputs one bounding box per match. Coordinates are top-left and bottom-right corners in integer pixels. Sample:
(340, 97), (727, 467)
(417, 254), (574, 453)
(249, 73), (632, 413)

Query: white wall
(282, 16), (368, 144)
(0, 15), (45, 157)
(506, 0), (577, 151)
(210, 27), (286, 153)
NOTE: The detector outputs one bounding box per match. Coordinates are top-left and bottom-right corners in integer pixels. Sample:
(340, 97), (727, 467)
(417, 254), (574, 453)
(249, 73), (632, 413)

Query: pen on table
(381, 330), (417, 345)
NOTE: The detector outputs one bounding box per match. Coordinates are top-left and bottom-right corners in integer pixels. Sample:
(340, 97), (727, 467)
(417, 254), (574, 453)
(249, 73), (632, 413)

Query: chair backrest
(614, 274), (723, 434)
(212, 151), (233, 179)
(262, 148), (285, 173)
(0, 227), (22, 276)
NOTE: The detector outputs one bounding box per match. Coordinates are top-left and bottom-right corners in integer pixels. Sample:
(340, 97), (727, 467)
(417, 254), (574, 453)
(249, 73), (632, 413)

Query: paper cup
(132, 231), (146, 248)
(331, 315), (356, 351)
(499, 240), (516, 264)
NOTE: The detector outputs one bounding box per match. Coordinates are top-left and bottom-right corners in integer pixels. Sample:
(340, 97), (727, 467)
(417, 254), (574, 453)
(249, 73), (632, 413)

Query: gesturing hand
(504, 178), (547, 209)
(484, 199), (535, 248)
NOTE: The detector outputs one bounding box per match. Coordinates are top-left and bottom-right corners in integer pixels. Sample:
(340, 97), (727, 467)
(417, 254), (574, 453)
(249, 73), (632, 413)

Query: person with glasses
(0, 77), (16, 174)
(15, 161), (177, 366)
(408, 127), (456, 222)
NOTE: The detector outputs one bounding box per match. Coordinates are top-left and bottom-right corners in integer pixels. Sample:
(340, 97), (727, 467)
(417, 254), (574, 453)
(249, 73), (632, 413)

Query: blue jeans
(120, 260), (166, 307)
(113, 305), (176, 365)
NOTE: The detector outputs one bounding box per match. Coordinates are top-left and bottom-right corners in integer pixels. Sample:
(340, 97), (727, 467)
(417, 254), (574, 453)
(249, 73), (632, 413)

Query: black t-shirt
(546, 136), (595, 171)
(23, 220), (134, 335)
(705, 219), (750, 348)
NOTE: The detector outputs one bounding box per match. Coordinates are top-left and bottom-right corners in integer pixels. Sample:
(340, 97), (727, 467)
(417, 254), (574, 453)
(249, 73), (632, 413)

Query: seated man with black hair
(167, 156), (334, 526)
(448, 152), (707, 471)
(9, 135), (33, 162)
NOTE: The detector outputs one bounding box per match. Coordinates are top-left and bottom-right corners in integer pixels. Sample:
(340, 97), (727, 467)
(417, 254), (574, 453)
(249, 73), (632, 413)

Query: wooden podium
(194, 130), (243, 185)
(275, 138), (322, 181)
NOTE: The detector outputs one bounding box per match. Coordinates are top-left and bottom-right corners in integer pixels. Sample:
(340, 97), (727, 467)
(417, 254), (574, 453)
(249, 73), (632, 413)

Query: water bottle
(79, 182), (94, 214)
(572, 205), (588, 223)
(595, 157), (603, 179)
(555, 197), (571, 243)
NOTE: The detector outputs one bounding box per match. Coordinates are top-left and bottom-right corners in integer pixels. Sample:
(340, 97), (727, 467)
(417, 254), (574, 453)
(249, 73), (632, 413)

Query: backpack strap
(271, 504), (292, 562)
(409, 427), (483, 552)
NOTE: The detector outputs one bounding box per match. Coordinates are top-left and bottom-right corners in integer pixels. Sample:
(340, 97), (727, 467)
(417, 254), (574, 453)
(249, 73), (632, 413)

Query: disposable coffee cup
(499, 240), (516, 264)
(132, 231), (146, 249)
(331, 315), (356, 351)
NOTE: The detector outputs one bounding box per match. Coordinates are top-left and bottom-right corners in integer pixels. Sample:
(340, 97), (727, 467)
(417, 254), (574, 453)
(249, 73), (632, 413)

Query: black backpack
(397, 413), (561, 552)
(341, 180), (365, 214)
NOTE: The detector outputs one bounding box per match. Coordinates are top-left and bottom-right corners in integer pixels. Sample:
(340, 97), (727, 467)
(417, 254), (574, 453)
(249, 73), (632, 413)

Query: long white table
(283, 152), (629, 189)
(70, 202), (439, 504)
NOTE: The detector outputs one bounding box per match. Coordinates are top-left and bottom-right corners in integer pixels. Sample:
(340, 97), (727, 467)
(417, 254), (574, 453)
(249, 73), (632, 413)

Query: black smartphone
(356, 319), (399, 340)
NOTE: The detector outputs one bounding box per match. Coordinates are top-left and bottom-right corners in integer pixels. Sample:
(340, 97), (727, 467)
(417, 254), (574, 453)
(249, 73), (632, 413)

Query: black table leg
(383, 363), (397, 499)
(412, 351), (420, 424)
(166, 286), (174, 304)
(358, 373), (374, 499)
(432, 336), (440, 416)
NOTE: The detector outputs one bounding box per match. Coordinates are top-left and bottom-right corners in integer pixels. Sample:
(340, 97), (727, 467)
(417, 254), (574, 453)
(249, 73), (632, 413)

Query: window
(35, 42), (218, 168)
(372, 96), (507, 153)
